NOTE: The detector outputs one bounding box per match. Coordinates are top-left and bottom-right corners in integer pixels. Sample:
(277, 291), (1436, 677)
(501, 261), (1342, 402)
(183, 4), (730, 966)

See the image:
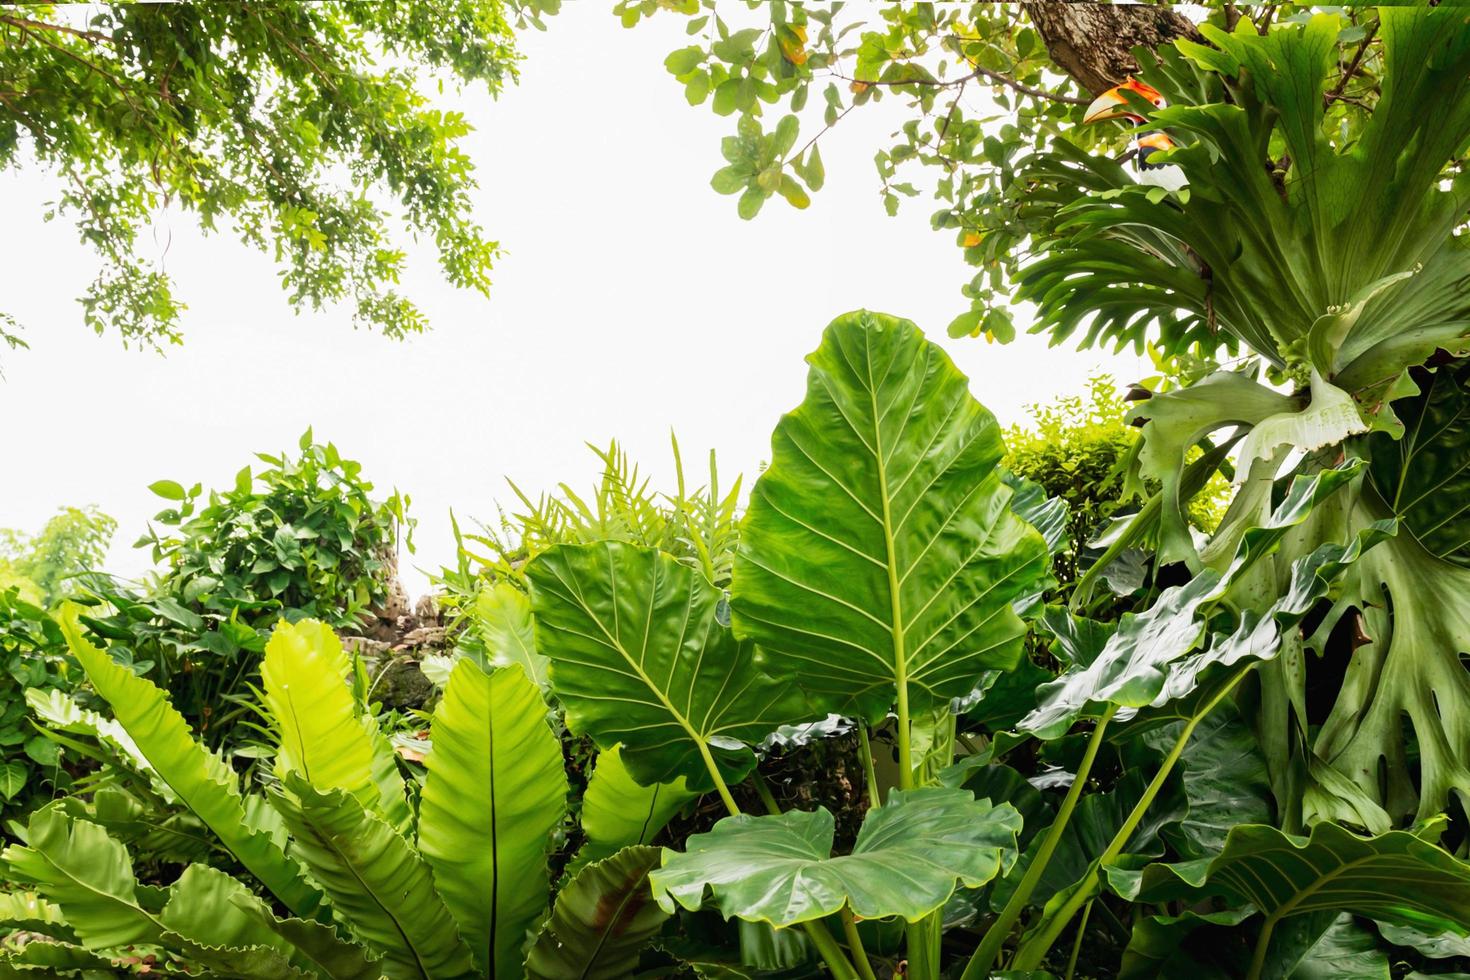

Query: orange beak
(1083, 78), (1164, 124)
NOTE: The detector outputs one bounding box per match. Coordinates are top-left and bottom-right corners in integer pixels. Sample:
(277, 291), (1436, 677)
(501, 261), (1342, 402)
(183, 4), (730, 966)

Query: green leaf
(1144, 700), (1272, 859)
(272, 775), (475, 978)
(736, 186), (765, 219)
(2, 807), (162, 950)
(710, 165), (748, 196)
(1377, 920), (1470, 960)
(262, 619), (410, 834)
(57, 607), (319, 917)
(579, 745), (697, 867)
(1140, 820), (1470, 940)
(665, 45), (705, 77)
(651, 788), (1020, 926)
(1369, 362), (1470, 565)
(0, 762), (27, 801)
(148, 480), (187, 501)
(525, 846), (670, 980)
(732, 310), (1050, 724)
(471, 581), (549, 689)
(529, 542), (811, 792)
(1020, 468), (1381, 738)
(419, 661), (567, 976)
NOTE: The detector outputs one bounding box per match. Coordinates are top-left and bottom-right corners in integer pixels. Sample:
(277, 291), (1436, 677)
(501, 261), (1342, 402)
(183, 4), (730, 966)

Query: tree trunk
(1022, 2), (1203, 95)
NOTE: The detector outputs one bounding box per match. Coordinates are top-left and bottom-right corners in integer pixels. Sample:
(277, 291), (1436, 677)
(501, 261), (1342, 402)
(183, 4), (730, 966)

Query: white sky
(0, 4), (1146, 597)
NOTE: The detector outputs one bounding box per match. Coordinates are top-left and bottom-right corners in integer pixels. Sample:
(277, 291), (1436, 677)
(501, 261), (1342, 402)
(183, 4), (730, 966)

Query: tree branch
(0, 13), (112, 46)
(830, 66), (1087, 105)
(1324, 19), (1379, 106)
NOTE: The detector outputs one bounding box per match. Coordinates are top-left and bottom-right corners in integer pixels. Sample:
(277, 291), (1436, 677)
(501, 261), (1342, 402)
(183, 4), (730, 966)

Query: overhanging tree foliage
(0, 1), (527, 347)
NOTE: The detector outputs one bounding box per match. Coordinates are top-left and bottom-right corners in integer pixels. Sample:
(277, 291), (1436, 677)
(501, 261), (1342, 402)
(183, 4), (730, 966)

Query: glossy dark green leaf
(525, 846), (669, 980)
(528, 542), (812, 791)
(732, 310), (1049, 724)
(651, 788), (1020, 926)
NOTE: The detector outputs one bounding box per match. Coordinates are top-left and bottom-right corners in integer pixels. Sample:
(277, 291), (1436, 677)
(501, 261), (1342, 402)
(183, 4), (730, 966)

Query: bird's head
(1083, 78), (1164, 125)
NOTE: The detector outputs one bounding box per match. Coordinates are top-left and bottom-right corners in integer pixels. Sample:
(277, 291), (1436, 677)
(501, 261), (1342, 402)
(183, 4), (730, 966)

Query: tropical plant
(3, 613), (616, 978)
(0, 591), (76, 818)
(0, 1), (537, 347)
(0, 506), (116, 606)
(1004, 9), (1470, 840)
(65, 431), (412, 751)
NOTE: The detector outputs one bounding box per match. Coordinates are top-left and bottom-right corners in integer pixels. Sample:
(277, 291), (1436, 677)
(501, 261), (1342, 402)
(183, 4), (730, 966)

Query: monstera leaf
(578, 746), (697, 867)
(651, 788), (1021, 926)
(418, 660), (567, 977)
(732, 310), (1049, 724)
(1140, 821), (1470, 954)
(527, 541), (812, 792)
(57, 608), (319, 917)
(261, 619), (410, 833)
(525, 846), (669, 980)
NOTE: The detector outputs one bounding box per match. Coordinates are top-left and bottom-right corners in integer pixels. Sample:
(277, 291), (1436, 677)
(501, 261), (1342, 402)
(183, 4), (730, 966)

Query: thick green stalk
(751, 770), (781, 815)
(841, 907), (880, 980)
(857, 724), (881, 809)
(1011, 668), (1252, 970)
(960, 706), (1119, 980)
(701, 743), (858, 980)
(1246, 916), (1277, 980)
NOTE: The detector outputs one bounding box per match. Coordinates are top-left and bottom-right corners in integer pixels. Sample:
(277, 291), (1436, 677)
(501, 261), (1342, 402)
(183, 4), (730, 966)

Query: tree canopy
(0, 1), (537, 347)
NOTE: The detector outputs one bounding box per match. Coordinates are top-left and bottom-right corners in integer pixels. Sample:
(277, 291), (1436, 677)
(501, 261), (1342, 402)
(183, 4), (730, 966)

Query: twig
(1324, 18), (1379, 106)
(0, 13), (112, 45)
(830, 64), (1088, 105)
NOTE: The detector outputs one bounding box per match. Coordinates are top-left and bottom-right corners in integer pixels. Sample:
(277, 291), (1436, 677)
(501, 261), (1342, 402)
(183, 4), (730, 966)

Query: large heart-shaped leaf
(732, 310), (1050, 723)
(419, 660), (567, 977)
(524, 845), (669, 980)
(1140, 820), (1470, 940)
(650, 788), (1020, 926)
(527, 541), (812, 791)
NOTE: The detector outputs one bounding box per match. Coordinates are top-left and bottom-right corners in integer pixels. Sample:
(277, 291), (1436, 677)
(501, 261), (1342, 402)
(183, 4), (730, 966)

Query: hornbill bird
(1082, 78), (1186, 190)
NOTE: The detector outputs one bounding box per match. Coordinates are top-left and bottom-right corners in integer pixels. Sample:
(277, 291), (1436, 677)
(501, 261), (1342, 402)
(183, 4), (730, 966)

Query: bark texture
(1022, 2), (1204, 95)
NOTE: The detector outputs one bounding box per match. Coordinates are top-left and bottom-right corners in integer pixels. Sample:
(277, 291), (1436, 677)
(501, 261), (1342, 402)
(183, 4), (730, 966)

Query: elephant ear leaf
(651, 788), (1021, 926)
(419, 660), (568, 977)
(272, 775), (476, 978)
(1140, 820), (1470, 944)
(527, 541), (812, 791)
(56, 607), (319, 917)
(732, 310), (1050, 724)
(524, 845), (669, 980)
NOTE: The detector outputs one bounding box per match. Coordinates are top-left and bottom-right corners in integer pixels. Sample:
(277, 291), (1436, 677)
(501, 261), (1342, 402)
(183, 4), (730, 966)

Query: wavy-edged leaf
(0, 889), (72, 942)
(262, 619), (410, 833)
(732, 310), (1050, 723)
(525, 845), (669, 980)
(56, 607), (319, 917)
(579, 746), (697, 868)
(272, 775), (475, 979)
(25, 687), (168, 799)
(2, 807), (162, 950)
(651, 787), (1020, 926)
(528, 541), (812, 791)
(0, 939), (118, 975)
(1140, 820), (1470, 940)
(1144, 701), (1273, 859)
(163, 864), (379, 980)
(473, 581), (549, 689)
(1020, 466), (1381, 737)
(419, 660), (567, 977)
